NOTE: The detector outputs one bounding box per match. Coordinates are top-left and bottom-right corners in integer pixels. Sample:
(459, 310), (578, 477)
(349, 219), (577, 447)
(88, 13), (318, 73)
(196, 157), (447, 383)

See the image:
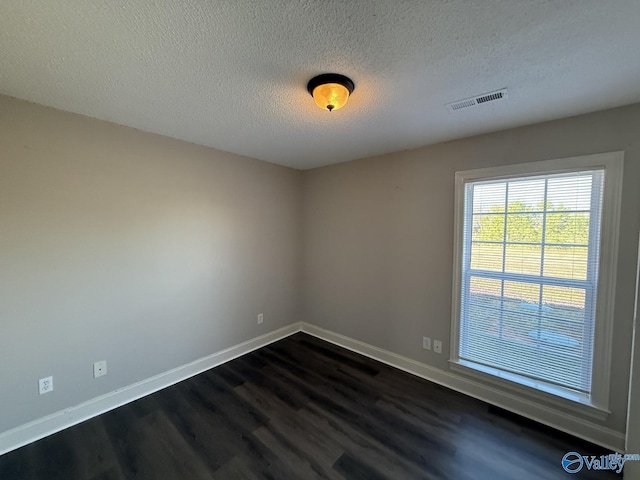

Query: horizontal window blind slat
(465, 269), (592, 288)
(471, 209), (592, 215)
(472, 240), (589, 248)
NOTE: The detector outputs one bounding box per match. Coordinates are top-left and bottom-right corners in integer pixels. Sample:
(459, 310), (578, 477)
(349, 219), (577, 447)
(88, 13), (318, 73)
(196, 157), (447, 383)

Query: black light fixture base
(307, 73), (355, 96)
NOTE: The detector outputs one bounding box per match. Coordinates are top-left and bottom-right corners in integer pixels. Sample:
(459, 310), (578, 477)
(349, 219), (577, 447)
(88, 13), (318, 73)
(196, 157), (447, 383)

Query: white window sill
(449, 359), (610, 422)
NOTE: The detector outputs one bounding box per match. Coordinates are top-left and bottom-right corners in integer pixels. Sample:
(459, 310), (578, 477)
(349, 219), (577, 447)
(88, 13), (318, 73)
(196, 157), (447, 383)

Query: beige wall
(0, 95), (301, 433)
(302, 103), (640, 436)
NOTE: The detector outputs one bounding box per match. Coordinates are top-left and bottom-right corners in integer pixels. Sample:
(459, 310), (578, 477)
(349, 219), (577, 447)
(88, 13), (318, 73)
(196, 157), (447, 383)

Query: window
(450, 152), (623, 413)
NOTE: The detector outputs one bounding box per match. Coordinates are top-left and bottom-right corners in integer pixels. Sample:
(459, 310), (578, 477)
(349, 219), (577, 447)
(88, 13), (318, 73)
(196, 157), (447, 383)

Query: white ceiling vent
(446, 88), (509, 112)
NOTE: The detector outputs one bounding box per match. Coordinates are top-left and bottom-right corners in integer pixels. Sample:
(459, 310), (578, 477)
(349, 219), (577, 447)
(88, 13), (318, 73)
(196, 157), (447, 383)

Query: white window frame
(450, 152), (624, 420)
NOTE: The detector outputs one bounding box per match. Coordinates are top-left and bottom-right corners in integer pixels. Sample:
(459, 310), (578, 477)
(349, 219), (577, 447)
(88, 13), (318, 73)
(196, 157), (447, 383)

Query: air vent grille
(476, 91), (505, 104)
(450, 99), (476, 111)
(446, 88), (508, 112)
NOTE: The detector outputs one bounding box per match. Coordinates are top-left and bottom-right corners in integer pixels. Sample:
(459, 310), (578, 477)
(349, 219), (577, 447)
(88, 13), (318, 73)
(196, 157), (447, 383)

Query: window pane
(540, 285), (587, 345)
(503, 280), (540, 303)
(506, 213), (543, 243)
(547, 175), (593, 211)
(545, 212), (590, 245)
(472, 213), (504, 241)
(508, 178), (545, 212)
(543, 246), (588, 280)
(470, 242), (503, 271)
(465, 297), (497, 337)
(542, 285), (586, 310)
(504, 244), (542, 275)
(469, 276), (502, 297)
(472, 183), (506, 213)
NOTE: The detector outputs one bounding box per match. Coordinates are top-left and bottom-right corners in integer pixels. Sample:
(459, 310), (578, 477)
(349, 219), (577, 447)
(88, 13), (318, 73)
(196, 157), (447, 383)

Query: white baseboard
(1, 321), (626, 456)
(0, 322), (302, 456)
(300, 322), (626, 452)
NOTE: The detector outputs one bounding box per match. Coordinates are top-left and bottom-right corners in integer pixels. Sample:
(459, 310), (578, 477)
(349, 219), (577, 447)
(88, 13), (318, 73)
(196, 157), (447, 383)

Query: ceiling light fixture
(307, 73), (355, 112)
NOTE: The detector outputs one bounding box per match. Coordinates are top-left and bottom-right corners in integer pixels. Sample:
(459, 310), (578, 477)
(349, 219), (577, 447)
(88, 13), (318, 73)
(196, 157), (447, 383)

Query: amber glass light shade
(307, 74), (355, 112)
(312, 83), (350, 112)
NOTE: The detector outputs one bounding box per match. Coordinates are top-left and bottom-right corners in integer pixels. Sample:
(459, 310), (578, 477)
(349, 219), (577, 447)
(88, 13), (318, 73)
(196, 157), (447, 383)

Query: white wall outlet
(39, 376), (53, 395)
(422, 336), (431, 350)
(257, 313), (264, 324)
(433, 340), (442, 354)
(93, 360), (107, 378)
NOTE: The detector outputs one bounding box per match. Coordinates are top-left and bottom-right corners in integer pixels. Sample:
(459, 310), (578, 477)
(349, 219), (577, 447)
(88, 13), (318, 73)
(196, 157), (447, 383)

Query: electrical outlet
(39, 376), (53, 395)
(93, 360), (107, 378)
(433, 340), (442, 354)
(422, 336), (431, 350)
(257, 313), (264, 324)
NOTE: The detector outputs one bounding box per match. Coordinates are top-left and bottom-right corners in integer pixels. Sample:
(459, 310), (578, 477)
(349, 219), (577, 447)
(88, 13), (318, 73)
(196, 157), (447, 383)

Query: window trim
(450, 152), (624, 417)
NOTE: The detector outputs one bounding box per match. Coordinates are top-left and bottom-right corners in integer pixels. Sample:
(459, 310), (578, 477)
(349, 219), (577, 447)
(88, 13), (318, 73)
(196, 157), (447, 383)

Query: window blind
(459, 170), (604, 395)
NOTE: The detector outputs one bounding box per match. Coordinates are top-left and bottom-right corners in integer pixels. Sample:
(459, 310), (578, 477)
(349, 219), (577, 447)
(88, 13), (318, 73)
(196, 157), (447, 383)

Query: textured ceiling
(1, 1), (640, 170)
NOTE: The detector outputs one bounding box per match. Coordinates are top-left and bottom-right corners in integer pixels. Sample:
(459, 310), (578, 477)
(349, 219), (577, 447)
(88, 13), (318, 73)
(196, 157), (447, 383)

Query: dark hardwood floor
(0, 333), (620, 479)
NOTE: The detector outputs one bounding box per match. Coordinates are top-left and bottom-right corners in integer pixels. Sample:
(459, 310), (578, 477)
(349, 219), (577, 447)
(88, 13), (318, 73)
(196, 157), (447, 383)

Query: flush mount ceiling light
(307, 73), (355, 112)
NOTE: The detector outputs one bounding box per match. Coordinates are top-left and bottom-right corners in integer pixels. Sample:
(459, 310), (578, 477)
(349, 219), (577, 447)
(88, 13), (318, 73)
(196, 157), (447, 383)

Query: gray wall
(0, 95), (302, 433)
(625, 234), (640, 476)
(2, 92), (639, 442)
(301, 103), (640, 435)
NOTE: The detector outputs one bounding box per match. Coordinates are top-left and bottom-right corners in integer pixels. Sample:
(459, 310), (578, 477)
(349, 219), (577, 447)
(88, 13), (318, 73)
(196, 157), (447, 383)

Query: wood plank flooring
(0, 333), (620, 479)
